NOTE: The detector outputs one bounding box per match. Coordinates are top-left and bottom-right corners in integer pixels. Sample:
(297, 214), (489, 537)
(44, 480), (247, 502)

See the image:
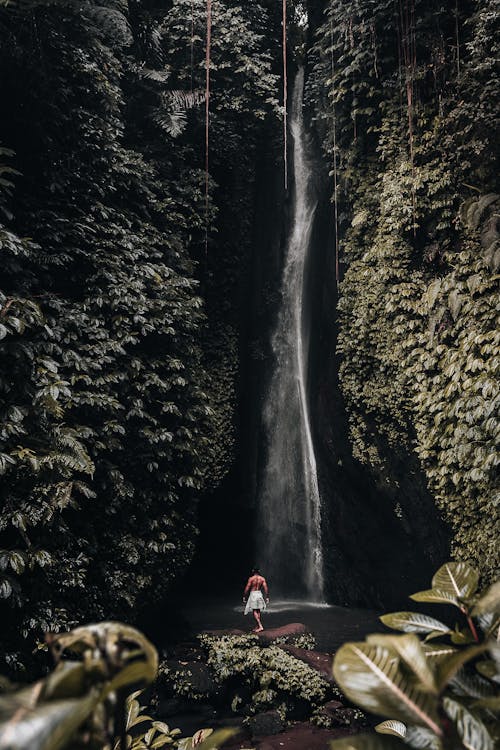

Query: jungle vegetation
(0, 0), (498, 692)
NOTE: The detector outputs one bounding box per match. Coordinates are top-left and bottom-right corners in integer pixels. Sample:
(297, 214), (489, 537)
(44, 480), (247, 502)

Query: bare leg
(252, 609), (264, 632)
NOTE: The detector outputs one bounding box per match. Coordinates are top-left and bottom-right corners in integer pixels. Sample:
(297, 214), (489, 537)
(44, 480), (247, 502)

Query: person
(243, 567), (269, 632)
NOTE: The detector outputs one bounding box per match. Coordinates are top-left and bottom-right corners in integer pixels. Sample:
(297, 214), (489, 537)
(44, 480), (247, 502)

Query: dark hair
(252, 567), (260, 575)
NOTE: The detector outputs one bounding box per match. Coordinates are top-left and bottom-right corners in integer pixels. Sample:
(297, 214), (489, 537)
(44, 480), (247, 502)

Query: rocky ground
(157, 623), (372, 749)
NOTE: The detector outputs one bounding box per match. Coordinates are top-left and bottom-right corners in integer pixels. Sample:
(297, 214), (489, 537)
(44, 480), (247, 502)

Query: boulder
(314, 701), (366, 729)
(247, 710), (285, 738)
(164, 660), (218, 699)
(278, 645), (335, 682)
(256, 623), (309, 643)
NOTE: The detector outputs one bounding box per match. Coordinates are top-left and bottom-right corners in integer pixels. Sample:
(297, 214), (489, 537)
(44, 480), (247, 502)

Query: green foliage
(0, 622), (158, 750)
(0, 0), (281, 669)
(309, 0), (499, 580)
(196, 633), (336, 717)
(331, 562), (500, 750)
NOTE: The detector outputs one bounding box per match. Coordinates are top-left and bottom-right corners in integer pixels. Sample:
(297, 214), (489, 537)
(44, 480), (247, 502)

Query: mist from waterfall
(257, 68), (324, 601)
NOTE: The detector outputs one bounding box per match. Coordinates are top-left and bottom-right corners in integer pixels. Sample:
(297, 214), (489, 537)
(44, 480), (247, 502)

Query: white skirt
(244, 590), (266, 615)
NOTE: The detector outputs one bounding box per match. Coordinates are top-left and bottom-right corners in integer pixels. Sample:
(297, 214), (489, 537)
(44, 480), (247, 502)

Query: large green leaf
(0, 688), (100, 750)
(443, 697), (494, 750)
(41, 662), (86, 701)
(332, 642), (442, 735)
(449, 669), (497, 700)
(422, 644), (458, 665)
(366, 635), (437, 693)
(375, 720), (406, 737)
(410, 589), (459, 608)
(431, 563), (479, 600)
(472, 695), (500, 713)
(380, 612), (450, 636)
(476, 661), (500, 685)
(436, 643), (490, 691)
(405, 725), (443, 750)
(472, 582), (500, 616)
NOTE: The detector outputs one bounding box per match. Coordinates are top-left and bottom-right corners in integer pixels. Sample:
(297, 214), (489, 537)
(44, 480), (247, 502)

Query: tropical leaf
(472, 696), (500, 713)
(436, 643), (490, 692)
(431, 563), (479, 600)
(41, 661), (87, 701)
(409, 589), (458, 607)
(449, 669), (497, 700)
(375, 720), (407, 737)
(380, 612), (450, 636)
(472, 582), (500, 616)
(475, 661), (500, 684)
(443, 697), (494, 750)
(366, 634), (436, 693)
(153, 90), (205, 137)
(404, 725), (442, 750)
(421, 644), (458, 664)
(332, 642), (442, 734)
(0, 689), (100, 750)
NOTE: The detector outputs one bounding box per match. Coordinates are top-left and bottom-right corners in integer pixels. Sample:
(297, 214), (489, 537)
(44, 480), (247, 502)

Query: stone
(256, 623), (309, 643)
(164, 660), (218, 699)
(247, 710), (285, 738)
(278, 645), (335, 683)
(314, 701), (366, 729)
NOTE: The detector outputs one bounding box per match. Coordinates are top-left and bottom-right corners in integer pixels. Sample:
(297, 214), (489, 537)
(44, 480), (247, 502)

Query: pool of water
(179, 598), (383, 652)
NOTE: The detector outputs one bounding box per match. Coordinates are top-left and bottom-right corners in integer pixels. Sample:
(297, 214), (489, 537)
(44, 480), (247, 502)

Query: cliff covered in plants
(0, 0), (281, 668)
(308, 0), (498, 583)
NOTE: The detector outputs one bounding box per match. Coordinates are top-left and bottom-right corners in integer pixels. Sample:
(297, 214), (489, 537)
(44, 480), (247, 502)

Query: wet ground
(178, 598), (384, 651)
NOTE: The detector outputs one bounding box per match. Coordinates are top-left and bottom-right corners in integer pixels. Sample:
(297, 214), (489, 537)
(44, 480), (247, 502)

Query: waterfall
(257, 68), (324, 601)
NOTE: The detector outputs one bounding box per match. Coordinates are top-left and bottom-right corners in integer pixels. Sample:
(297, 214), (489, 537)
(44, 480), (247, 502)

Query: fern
(153, 89), (205, 137)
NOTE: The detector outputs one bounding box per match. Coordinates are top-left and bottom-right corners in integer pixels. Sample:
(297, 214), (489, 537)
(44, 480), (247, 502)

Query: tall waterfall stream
(258, 68), (325, 601)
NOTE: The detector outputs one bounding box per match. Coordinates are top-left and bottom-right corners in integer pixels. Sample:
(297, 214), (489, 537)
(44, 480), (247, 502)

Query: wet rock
(314, 701), (366, 729)
(256, 623), (309, 643)
(158, 696), (186, 717)
(278, 645), (335, 682)
(247, 710), (285, 738)
(163, 660), (218, 699)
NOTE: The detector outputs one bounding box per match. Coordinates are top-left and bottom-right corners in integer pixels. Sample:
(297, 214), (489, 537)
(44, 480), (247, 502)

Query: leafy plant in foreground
(0, 622), (236, 750)
(330, 562), (500, 750)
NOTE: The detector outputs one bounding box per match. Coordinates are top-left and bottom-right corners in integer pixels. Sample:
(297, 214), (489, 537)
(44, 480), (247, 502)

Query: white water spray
(257, 68), (324, 601)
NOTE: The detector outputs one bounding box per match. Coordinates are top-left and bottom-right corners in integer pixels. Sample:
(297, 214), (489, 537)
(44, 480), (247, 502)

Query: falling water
(257, 68), (324, 601)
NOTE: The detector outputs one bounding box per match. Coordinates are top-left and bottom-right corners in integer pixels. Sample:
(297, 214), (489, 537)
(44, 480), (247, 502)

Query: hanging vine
(190, 0), (194, 91)
(205, 0), (212, 252)
(282, 0), (287, 190)
(330, 18), (340, 293)
(398, 0), (417, 233)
